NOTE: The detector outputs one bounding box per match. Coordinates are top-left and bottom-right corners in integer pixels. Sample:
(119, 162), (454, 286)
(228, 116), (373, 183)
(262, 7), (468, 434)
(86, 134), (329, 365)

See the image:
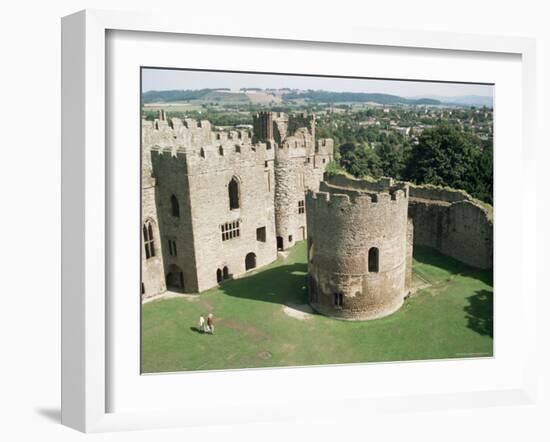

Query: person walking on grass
(207, 313), (215, 334)
(198, 314), (206, 333)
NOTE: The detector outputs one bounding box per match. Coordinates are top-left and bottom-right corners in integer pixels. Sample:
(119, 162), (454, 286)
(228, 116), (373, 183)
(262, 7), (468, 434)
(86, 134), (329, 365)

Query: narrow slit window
(170, 194), (180, 217)
(228, 177), (240, 210)
(368, 247), (379, 273)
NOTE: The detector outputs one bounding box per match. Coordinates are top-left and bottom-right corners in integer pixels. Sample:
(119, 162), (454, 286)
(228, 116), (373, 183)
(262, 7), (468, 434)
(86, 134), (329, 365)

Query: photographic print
(140, 68), (493, 373)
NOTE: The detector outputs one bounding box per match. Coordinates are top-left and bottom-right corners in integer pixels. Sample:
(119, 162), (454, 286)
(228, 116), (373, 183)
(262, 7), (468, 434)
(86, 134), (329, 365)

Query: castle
(306, 177), (413, 320)
(141, 111), (333, 297)
(142, 110), (493, 321)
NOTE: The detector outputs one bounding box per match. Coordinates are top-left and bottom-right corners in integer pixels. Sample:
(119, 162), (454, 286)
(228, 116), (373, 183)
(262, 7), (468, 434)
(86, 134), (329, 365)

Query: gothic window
(170, 194), (180, 217)
(298, 200), (305, 214)
(228, 177), (240, 210)
(368, 247), (379, 273)
(143, 221), (155, 259)
(221, 220), (241, 241)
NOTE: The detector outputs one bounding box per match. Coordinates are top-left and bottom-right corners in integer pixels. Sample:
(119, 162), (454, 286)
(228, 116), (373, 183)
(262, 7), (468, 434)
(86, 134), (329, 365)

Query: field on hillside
(141, 242), (493, 373)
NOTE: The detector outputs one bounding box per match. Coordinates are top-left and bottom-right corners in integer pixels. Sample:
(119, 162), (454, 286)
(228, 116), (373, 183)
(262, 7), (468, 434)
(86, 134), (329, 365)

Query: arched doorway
(245, 252), (257, 271)
(276, 236), (283, 251)
(216, 268), (223, 283)
(223, 266), (229, 279)
(166, 264), (184, 292)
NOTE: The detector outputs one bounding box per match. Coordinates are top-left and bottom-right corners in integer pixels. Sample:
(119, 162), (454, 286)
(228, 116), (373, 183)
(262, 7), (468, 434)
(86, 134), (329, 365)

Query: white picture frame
(61, 9), (537, 433)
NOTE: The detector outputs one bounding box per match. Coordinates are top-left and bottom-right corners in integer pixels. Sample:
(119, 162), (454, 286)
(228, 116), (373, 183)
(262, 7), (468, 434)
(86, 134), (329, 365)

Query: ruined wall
(306, 177), (410, 320)
(408, 184), (493, 269)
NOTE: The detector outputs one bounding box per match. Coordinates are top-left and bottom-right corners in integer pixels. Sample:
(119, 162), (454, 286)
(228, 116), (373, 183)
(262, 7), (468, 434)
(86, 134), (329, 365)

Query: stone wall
(151, 150), (200, 293)
(408, 184), (493, 269)
(143, 112), (333, 297)
(306, 176), (410, 320)
(141, 167), (166, 298)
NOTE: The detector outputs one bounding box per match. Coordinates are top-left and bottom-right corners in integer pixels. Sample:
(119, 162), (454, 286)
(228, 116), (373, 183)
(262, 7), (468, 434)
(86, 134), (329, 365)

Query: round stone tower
(306, 176), (412, 320)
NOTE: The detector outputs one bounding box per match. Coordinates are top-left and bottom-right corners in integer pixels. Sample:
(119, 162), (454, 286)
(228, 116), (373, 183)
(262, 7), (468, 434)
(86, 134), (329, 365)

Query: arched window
(143, 221), (155, 259)
(170, 194), (180, 217)
(228, 177), (240, 210)
(219, 146), (224, 156)
(368, 247), (379, 273)
(216, 269), (223, 283)
(245, 252), (256, 271)
(200, 148), (205, 158)
(223, 266), (229, 279)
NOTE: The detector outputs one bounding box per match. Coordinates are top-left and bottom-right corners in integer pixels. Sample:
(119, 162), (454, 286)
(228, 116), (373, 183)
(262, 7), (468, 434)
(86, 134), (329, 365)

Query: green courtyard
(141, 242), (493, 373)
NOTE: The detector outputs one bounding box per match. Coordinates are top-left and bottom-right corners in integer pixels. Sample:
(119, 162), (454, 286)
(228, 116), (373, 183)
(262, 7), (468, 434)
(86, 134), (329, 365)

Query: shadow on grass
(413, 245), (493, 286)
(214, 246), (493, 311)
(218, 262), (309, 307)
(464, 289), (493, 338)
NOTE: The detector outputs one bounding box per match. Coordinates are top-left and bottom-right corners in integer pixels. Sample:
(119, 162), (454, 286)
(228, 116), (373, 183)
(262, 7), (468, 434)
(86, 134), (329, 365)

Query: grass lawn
(141, 242), (493, 373)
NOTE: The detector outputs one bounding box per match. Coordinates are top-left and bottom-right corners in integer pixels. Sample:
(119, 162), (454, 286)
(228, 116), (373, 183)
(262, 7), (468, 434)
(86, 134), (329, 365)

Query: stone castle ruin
(142, 111), (333, 297)
(142, 110), (493, 321)
(306, 177), (413, 320)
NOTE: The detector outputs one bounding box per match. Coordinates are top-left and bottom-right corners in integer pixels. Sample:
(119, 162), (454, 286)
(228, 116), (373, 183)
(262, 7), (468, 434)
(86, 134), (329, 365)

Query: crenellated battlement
(143, 114), (252, 151)
(312, 176), (409, 208)
(149, 136), (274, 176)
(307, 186), (407, 210)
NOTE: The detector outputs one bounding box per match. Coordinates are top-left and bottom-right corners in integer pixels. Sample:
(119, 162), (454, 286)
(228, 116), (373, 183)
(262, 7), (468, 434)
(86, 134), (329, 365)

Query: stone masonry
(306, 175), (413, 320)
(141, 111), (333, 298)
(142, 110), (493, 322)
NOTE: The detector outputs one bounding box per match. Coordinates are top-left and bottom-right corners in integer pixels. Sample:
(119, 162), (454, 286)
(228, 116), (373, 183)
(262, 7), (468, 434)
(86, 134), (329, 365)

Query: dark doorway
(245, 252), (257, 271)
(223, 266), (229, 279)
(216, 268), (223, 283)
(276, 236), (283, 250)
(166, 265), (184, 292)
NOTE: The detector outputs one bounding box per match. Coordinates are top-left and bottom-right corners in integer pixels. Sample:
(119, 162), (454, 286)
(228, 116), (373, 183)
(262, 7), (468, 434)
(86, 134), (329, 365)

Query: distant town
(142, 87), (494, 151)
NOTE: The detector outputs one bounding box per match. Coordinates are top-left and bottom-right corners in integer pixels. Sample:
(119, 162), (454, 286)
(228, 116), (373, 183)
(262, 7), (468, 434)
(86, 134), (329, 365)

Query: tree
(404, 123), (492, 203)
(339, 142), (381, 178)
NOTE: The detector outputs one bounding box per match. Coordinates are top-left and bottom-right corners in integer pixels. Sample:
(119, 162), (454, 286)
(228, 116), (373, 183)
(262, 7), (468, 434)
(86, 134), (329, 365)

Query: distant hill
(414, 95), (493, 108)
(282, 90), (441, 106)
(142, 88), (491, 107)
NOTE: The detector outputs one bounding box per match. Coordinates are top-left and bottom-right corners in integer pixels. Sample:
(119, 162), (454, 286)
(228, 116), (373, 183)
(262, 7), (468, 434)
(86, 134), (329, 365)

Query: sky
(141, 68), (493, 98)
